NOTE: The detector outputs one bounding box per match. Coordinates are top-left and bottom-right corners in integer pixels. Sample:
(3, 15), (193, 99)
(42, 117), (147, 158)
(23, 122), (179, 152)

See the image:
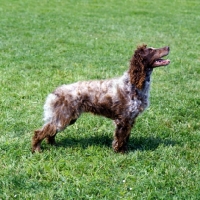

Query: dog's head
(135, 44), (170, 68)
(129, 44), (170, 89)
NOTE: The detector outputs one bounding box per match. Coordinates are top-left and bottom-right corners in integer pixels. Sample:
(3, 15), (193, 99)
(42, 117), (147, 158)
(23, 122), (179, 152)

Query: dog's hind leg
(45, 118), (77, 145)
(32, 92), (80, 152)
(46, 134), (57, 145)
(32, 123), (57, 153)
(32, 116), (77, 153)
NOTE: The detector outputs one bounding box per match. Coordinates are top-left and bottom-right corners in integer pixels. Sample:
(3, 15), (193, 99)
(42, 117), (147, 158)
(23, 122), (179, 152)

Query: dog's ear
(128, 45), (147, 89)
(136, 44), (147, 54)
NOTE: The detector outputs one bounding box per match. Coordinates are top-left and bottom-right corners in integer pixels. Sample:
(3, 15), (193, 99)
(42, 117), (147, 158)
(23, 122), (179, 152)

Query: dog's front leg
(112, 119), (132, 153)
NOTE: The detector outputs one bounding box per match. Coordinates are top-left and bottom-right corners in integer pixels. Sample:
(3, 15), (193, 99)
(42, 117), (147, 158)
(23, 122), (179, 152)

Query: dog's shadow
(56, 134), (176, 152)
(128, 136), (176, 151)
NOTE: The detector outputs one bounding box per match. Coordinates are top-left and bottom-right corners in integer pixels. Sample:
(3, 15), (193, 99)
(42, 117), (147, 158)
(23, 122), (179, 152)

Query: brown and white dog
(32, 45), (170, 153)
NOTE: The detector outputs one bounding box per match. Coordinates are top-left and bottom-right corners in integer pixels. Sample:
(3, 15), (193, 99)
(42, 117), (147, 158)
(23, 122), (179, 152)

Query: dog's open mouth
(153, 58), (170, 67)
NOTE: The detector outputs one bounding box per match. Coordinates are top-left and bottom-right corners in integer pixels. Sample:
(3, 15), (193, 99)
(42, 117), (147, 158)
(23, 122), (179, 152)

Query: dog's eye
(149, 48), (153, 52)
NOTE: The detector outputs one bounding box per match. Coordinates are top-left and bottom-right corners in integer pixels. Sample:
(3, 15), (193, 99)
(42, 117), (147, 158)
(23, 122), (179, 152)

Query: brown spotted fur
(32, 45), (170, 153)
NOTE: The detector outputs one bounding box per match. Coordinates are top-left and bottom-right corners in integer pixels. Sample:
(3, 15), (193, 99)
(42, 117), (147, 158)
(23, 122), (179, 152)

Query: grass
(0, 0), (200, 199)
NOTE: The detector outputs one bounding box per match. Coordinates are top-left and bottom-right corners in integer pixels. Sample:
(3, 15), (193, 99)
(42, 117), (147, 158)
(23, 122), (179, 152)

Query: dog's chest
(128, 82), (150, 116)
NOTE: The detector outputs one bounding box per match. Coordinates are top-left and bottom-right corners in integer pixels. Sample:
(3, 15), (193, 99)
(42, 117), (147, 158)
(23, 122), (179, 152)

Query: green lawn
(0, 0), (200, 199)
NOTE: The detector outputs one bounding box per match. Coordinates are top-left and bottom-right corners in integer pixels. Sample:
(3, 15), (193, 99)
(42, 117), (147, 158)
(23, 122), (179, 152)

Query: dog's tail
(43, 93), (58, 124)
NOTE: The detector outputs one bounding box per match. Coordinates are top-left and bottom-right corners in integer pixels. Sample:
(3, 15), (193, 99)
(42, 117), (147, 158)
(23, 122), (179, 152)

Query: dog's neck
(126, 67), (153, 89)
(141, 68), (153, 93)
(122, 68), (152, 112)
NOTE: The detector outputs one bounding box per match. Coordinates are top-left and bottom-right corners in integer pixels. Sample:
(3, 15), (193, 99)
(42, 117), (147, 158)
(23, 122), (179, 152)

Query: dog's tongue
(153, 59), (170, 67)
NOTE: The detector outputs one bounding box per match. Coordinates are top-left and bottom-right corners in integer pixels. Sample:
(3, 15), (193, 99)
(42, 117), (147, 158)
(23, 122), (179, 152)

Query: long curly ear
(128, 45), (147, 89)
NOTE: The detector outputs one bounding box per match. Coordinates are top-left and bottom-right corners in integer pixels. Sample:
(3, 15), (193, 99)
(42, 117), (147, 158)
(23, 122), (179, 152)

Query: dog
(32, 44), (170, 153)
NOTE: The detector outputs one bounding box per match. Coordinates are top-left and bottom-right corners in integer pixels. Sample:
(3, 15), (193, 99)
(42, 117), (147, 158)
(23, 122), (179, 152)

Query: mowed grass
(0, 0), (200, 199)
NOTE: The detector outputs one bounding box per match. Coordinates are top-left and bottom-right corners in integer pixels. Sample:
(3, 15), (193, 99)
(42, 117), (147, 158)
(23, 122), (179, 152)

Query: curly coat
(32, 45), (170, 153)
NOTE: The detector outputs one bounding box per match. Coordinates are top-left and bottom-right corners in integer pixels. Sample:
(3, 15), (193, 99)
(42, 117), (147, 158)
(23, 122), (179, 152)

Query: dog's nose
(166, 46), (170, 51)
